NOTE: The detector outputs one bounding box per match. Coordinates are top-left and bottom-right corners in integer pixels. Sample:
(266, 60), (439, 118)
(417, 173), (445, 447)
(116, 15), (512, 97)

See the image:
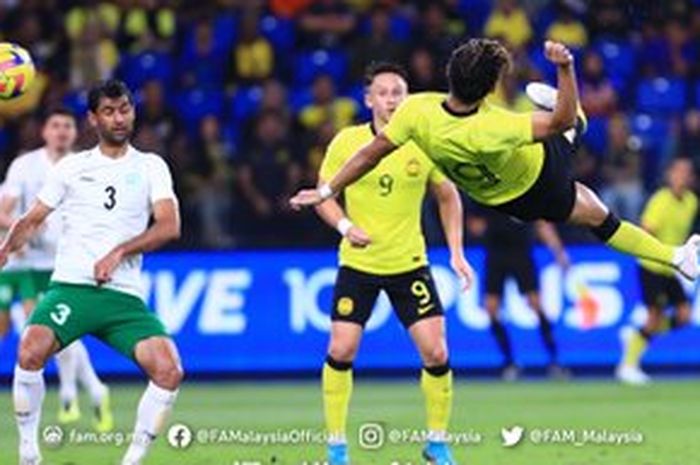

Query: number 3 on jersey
(104, 186), (117, 210)
(50, 303), (72, 326)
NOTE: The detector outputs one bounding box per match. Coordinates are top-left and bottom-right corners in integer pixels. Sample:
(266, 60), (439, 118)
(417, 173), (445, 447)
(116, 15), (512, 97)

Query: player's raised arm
(290, 133), (396, 209)
(532, 41), (579, 141)
(0, 200), (52, 267)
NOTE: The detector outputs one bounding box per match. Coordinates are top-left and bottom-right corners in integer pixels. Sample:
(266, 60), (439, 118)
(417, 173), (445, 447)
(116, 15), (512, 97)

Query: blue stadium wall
(1, 246), (700, 377)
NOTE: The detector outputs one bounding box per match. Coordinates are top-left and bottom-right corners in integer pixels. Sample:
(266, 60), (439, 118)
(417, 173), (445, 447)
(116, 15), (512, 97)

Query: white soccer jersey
(37, 145), (177, 299)
(3, 148), (62, 270)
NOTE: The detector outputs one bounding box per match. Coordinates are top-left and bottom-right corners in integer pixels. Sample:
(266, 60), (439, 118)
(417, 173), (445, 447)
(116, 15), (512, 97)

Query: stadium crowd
(0, 0), (700, 249)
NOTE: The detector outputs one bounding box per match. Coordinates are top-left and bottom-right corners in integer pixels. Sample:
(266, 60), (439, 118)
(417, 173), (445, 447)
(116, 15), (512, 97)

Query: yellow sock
(323, 361), (352, 443)
(421, 367), (453, 436)
(607, 221), (675, 267)
(623, 331), (649, 368)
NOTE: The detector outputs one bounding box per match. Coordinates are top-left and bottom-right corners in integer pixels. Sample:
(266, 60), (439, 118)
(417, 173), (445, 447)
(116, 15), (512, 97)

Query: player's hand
(345, 226), (371, 248)
(450, 253), (475, 291)
(94, 248), (124, 285)
(544, 40), (573, 67)
(289, 188), (323, 210)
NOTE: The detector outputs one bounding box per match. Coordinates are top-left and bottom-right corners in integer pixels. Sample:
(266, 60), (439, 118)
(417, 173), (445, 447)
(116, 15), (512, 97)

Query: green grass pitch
(1, 379), (698, 465)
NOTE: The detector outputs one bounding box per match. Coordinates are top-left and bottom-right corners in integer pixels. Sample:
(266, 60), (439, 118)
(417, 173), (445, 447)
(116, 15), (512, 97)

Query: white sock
(55, 342), (80, 408)
(13, 366), (45, 459)
(122, 382), (178, 464)
(74, 340), (108, 405)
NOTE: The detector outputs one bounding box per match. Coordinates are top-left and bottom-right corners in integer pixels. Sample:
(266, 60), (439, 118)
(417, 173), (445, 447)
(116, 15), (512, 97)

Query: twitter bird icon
(501, 425), (525, 447)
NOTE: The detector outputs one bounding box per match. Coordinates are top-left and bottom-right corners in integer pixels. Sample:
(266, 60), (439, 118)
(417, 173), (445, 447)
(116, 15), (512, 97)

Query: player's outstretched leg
(122, 337), (183, 465)
(409, 317), (455, 465)
(324, 322), (361, 465)
(55, 343), (81, 424)
(14, 325), (60, 465)
(569, 183), (700, 279)
(72, 340), (113, 432)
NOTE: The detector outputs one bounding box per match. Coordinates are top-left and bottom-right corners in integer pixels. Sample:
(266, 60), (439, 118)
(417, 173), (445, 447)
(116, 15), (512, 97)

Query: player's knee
(17, 327), (54, 370)
(423, 344), (449, 367)
(151, 362), (184, 390)
(18, 342), (48, 370)
(327, 342), (357, 363)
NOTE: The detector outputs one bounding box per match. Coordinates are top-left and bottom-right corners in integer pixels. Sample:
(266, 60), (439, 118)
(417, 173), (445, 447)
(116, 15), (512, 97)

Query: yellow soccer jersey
(382, 92), (544, 206)
(320, 123), (447, 275)
(640, 188), (698, 275)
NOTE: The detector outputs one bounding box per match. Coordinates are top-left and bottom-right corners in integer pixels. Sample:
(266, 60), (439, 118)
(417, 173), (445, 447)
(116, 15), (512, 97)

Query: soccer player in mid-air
(0, 108), (113, 432)
(290, 39), (700, 282)
(316, 62), (472, 465)
(617, 157), (698, 385)
(0, 79), (183, 465)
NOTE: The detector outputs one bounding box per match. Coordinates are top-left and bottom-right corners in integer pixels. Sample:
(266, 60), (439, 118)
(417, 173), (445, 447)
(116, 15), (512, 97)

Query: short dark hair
(87, 79), (134, 112)
(43, 107), (77, 124)
(363, 61), (409, 87)
(446, 39), (511, 104)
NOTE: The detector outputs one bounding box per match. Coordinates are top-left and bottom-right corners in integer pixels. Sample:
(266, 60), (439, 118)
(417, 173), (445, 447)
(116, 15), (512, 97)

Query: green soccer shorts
(27, 282), (169, 359)
(0, 269), (35, 311)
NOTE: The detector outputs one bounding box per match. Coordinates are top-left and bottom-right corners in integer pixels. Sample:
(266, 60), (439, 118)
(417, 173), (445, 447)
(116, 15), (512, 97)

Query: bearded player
(1, 79), (183, 465)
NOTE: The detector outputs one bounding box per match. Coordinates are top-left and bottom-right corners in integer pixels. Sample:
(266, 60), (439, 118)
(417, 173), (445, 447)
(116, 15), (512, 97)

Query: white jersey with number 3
(38, 145), (177, 299)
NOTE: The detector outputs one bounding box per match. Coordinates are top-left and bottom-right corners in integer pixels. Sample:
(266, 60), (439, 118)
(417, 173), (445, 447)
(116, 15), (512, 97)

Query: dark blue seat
(294, 49), (347, 86)
(636, 77), (687, 114)
(119, 51), (173, 89)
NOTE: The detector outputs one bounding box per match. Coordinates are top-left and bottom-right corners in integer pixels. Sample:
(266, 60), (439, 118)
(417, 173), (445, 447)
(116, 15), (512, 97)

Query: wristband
(318, 184), (334, 200)
(336, 218), (353, 236)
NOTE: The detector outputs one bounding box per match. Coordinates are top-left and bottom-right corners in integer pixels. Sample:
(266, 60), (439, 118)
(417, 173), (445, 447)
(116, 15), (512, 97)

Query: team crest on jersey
(125, 172), (141, 187)
(406, 158), (421, 177)
(337, 297), (354, 316)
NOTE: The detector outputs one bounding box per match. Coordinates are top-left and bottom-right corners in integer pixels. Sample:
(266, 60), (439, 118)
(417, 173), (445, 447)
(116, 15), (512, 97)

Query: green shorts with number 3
(27, 282), (169, 359)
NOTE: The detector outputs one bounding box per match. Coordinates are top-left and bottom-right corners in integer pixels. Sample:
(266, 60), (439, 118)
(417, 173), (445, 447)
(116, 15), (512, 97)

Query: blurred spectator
(640, 19), (694, 77)
(408, 47), (445, 92)
(298, 74), (357, 131)
(179, 116), (237, 248)
(680, 109), (700, 159)
(298, 0), (357, 49)
(586, 0), (629, 38)
(349, 5), (407, 80)
(545, 3), (588, 48)
(137, 80), (178, 143)
(116, 0), (176, 52)
(580, 51), (617, 117)
(600, 114), (645, 221)
(413, 2), (461, 67)
(179, 20), (226, 89)
(259, 79), (291, 123)
(69, 10), (119, 90)
(484, 0), (533, 49)
(230, 11), (275, 85)
(238, 110), (303, 246)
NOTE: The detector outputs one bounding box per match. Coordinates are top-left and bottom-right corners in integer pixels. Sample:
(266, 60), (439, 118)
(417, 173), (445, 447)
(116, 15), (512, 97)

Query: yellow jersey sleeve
(428, 164), (448, 185)
(383, 95), (419, 146)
